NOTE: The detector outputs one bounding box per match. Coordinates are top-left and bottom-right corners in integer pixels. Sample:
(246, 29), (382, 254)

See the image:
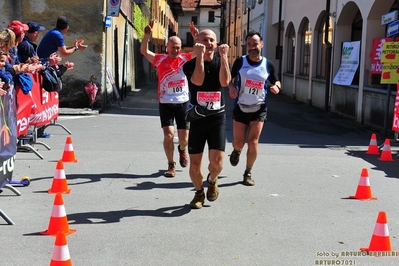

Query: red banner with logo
(16, 72), (59, 137)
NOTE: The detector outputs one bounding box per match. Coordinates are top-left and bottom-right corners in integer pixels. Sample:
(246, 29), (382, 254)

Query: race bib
(197, 91), (221, 110)
(243, 79), (265, 98)
(167, 79), (185, 94)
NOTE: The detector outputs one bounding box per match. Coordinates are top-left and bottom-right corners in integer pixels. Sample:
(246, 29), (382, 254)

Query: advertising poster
(333, 41), (361, 86)
(0, 85), (17, 187)
(380, 41), (399, 84)
(370, 38), (392, 74)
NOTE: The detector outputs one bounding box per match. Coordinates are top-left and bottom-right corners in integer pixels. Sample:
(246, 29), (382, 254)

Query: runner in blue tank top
(228, 31), (281, 186)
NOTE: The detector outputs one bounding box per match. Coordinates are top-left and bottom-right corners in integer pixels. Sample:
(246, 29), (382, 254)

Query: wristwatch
(74, 46), (79, 52)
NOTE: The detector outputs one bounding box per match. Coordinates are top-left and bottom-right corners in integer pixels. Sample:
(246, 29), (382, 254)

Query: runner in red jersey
(141, 20), (197, 178)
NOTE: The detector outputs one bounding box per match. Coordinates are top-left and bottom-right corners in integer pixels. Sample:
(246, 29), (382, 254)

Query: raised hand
(194, 43), (205, 56)
(144, 19), (154, 35)
(75, 39), (88, 50)
(218, 44), (229, 57)
(189, 22), (199, 40)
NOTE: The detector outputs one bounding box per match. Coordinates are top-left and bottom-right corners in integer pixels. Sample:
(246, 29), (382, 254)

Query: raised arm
(140, 19), (156, 64)
(217, 44), (231, 87)
(188, 21), (199, 59)
(190, 43), (205, 86)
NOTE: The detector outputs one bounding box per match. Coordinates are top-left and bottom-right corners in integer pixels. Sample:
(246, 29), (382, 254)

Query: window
(191, 16), (197, 25)
(186, 32), (194, 47)
(286, 25), (295, 74)
(316, 21), (327, 78)
(299, 19), (311, 76)
(208, 11), (215, 23)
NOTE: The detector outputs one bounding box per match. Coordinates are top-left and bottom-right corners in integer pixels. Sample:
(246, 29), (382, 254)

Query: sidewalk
(59, 81), (158, 115)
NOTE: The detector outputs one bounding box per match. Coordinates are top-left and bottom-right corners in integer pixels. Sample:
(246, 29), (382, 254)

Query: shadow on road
(66, 204), (191, 224)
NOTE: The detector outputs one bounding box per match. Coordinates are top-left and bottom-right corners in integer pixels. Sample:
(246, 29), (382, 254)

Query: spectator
(37, 16), (84, 138)
(18, 21), (45, 63)
(7, 20), (29, 65)
(0, 49), (13, 96)
(37, 16), (87, 60)
(0, 29), (39, 75)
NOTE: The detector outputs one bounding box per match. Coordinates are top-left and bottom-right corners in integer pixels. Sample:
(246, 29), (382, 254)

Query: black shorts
(188, 112), (226, 154)
(159, 102), (189, 129)
(232, 104), (267, 125)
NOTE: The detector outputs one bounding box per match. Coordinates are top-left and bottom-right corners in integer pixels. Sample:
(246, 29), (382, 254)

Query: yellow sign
(381, 63), (399, 84)
(381, 42), (399, 63)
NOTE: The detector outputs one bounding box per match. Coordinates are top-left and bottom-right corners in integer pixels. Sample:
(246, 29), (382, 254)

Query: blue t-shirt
(37, 28), (65, 59)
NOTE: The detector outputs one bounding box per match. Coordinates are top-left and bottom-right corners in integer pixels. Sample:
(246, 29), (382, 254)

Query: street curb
(58, 108), (100, 116)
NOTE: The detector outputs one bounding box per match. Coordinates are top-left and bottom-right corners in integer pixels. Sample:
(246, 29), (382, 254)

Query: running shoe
(177, 145), (188, 168)
(206, 174), (219, 201)
(190, 191), (205, 209)
(243, 172), (255, 186)
(164, 162), (176, 178)
(229, 149), (241, 166)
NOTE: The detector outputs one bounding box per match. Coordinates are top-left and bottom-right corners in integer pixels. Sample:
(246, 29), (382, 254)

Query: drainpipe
(234, 0), (238, 46)
(277, 0), (283, 80)
(247, 7), (250, 35)
(227, 0), (231, 44)
(324, 0), (332, 113)
(121, 19), (128, 100)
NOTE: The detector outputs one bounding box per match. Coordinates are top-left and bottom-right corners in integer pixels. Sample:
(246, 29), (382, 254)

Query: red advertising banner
(392, 83), (399, 132)
(371, 38), (393, 74)
(16, 72), (59, 137)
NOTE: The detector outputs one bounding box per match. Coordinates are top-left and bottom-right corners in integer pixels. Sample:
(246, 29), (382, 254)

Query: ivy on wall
(134, 0), (151, 40)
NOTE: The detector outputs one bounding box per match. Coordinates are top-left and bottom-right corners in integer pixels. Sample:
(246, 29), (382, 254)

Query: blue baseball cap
(27, 22), (45, 33)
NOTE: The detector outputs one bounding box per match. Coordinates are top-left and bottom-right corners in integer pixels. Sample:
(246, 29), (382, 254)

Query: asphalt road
(2, 82), (399, 266)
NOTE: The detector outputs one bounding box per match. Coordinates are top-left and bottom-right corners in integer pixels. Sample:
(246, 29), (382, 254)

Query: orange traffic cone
(49, 160), (71, 194)
(349, 168), (377, 200)
(360, 211), (392, 253)
(50, 231), (72, 266)
(41, 193), (76, 236)
(366, 133), (380, 155)
(62, 136), (77, 163)
(378, 139), (394, 162)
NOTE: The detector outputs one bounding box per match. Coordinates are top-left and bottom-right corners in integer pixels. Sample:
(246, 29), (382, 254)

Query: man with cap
(18, 22), (46, 63)
(37, 16), (87, 60)
(7, 20), (29, 65)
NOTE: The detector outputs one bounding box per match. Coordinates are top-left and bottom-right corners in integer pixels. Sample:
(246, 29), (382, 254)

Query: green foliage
(134, 2), (150, 40)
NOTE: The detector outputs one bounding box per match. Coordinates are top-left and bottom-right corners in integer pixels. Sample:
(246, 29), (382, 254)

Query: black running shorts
(188, 112), (226, 154)
(159, 102), (189, 129)
(232, 104), (267, 125)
